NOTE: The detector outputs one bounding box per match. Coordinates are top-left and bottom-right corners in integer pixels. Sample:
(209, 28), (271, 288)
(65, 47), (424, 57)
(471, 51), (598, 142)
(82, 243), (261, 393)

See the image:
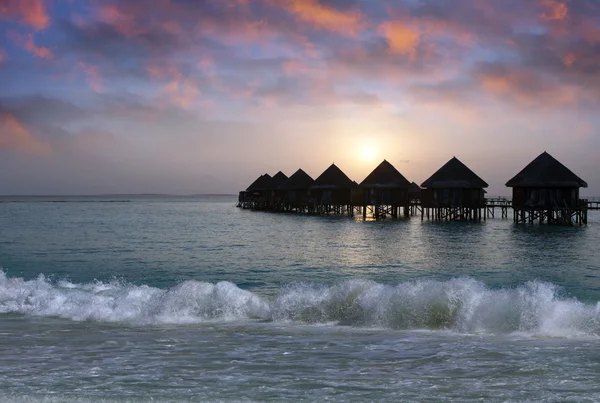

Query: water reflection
(2, 199), (600, 302)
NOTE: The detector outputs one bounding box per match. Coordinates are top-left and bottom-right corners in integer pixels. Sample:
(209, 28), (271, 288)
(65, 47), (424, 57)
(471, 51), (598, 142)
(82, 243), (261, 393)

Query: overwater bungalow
(360, 160), (412, 218)
(239, 173), (266, 207)
(265, 171), (288, 209)
(236, 153), (595, 221)
(279, 169), (314, 213)
(506, 151), (588, 224)
(241, 173), (273, 210)
(420, 157), (488, 221)
(270, 171), (288, 188)
(310, 163), (356, 215)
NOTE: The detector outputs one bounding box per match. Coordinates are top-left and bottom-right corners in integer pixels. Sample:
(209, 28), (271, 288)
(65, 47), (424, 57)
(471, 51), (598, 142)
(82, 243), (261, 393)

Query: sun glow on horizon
(358, 144), (378, 163)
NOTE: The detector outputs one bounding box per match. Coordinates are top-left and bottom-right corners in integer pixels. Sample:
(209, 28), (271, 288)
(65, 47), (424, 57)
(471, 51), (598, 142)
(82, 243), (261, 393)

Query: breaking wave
(1, 270), (599, 337)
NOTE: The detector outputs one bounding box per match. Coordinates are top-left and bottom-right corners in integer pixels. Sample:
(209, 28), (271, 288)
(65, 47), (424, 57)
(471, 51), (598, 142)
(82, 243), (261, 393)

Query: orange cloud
(562, 52), (577, 67)
(98, 3), (146, 36)
(478, 67), (579, 107)
(539, 0), (568, 21)
(164, 78), (199, 108)
(480, 71), (516, 94)
(0, 0), (50, 30)
(579, 20), (600, 45)
(274, 0), (363, 36)
(147, 64), (200, 108)
(380, 21), (420, 59)
(0, 112), (51, 155)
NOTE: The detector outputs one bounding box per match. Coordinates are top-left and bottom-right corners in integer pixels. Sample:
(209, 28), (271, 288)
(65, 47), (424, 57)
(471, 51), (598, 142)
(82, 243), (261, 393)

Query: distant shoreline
(0, 194), (236, 198)
(0, 194), (237, 203)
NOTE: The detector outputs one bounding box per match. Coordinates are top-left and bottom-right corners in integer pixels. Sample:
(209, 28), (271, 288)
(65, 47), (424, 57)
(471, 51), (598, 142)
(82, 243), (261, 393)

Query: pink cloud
(97, 3), (146, 36)
(582, 23), (600, 44)
(539, 0), (568, 21)
(146, 64), (201, 108)
(161, 20), (183, 35)
(164, 78), (200, 108)
(78, 62), (102, 92)
(8, 32), (54, 59)
(90, 0), (310, 65)
(562, 52), (577, 67)
(0, 0), (50, 30)
(25, 34), (53, 59)
(13, 0), (598, 116)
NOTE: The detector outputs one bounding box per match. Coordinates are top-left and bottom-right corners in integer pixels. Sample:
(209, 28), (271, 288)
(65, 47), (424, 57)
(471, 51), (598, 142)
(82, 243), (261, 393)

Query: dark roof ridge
(246, 173), (273, 191)
(506, 151), (587, 188)
(280, 168), (314, 190)
(312, 163), (355, 188)
(360, 159), (411, 188)
(421, 157), (488, 189)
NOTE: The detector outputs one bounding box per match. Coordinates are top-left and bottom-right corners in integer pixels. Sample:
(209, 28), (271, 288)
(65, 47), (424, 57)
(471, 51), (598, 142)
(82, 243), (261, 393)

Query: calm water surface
(1, 196), (600, 402)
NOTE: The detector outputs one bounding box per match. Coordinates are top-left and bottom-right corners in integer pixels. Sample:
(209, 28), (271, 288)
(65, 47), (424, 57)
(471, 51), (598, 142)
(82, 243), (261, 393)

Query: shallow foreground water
(1, 195), (600, 402)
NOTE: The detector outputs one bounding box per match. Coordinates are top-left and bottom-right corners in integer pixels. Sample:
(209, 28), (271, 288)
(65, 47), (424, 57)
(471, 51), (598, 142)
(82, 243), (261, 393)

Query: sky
(0, 0), (599, 196)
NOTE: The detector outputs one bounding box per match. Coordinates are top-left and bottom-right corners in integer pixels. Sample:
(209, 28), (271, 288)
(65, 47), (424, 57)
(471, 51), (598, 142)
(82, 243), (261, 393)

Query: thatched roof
(280, 169), (314, 190)
(506, 151), (588, 188)
(312, 163), (355, 189)
(360, 160), (411, 188)
(269, 171), (288, 189)
(421, 157), (488, 189)
(246, 173), (273, 191)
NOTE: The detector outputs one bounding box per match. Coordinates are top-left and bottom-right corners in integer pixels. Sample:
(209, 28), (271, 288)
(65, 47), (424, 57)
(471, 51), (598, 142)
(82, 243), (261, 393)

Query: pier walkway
(586, 199), (600, 210)
(238, 195), (598, 224)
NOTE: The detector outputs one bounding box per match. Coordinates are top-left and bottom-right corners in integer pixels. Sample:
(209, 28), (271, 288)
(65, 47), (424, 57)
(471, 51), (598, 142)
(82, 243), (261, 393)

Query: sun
(359, 144), (377, 162)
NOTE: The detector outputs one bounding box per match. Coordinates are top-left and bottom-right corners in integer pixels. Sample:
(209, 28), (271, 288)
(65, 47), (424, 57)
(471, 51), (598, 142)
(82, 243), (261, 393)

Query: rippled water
(1, 196), (600, 402)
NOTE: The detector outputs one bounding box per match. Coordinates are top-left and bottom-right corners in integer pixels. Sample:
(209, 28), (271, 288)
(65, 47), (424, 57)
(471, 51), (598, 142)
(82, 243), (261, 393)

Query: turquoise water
(1, 196), (600, 402)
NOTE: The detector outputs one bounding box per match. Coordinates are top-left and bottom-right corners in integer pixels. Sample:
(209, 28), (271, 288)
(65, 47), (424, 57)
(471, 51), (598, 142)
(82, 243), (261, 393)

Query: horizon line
(0, 193), (237, 198)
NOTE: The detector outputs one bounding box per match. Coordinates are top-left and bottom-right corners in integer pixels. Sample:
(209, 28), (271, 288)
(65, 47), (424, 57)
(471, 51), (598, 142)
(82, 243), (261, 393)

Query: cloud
(475, 62), (577, 107)
(3, 0), (600, 120)
(24, 33), (53, 59)
(539, 0), (568, 21)
(146, 63), (202, 108)
(7, 31), (54, 59)
(163, 77), (200, 109)
(379, 21), (420, 59)
(0, 95), (86, 126)
(78, 62), (102, 92)
(56, 18), (182, 61)
(272, 0), (364, 36)
(0, 112), (51, 155)
(0, 0), (50, 30)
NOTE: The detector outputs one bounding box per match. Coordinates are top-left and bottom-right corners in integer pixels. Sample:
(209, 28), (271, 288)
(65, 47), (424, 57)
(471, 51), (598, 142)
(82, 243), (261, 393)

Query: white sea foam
(0, 271), (270, 324)
(1, 270), (599, 337)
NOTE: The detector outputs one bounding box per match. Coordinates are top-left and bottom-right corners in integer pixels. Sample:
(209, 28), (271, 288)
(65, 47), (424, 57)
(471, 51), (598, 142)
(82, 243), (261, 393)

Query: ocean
(1, 195), (600, 402)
